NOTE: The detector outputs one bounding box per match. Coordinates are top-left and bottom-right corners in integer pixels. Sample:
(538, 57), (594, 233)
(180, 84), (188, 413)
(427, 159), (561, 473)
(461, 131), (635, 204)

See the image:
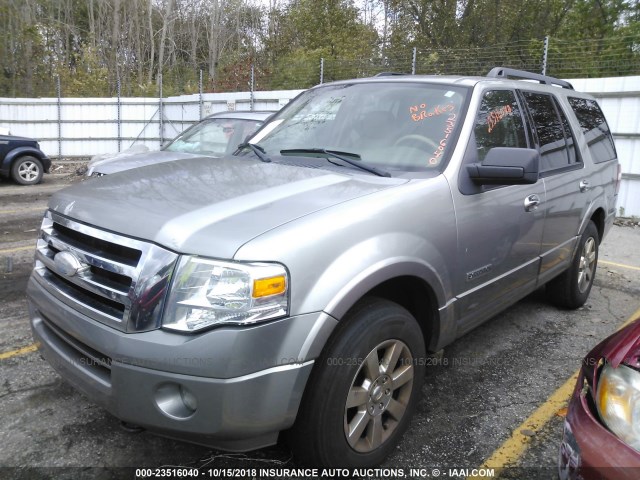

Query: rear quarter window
(568, 97), (617, 164)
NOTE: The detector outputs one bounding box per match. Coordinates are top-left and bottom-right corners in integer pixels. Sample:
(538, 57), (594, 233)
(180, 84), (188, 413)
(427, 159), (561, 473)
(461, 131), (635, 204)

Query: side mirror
(467, 147), (539, 185)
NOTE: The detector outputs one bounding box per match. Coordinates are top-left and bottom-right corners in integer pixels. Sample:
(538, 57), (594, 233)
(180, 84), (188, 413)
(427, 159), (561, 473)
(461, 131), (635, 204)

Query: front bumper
(27, 273), (337, 451)
(559, 371), (640, 480)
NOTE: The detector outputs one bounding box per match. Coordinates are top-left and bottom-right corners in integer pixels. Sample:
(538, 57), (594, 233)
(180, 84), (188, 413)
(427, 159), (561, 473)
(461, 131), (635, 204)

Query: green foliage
(547, 0), (640, 77)
(266, 0), (379, 88)
(0, 0), (638, 98)
(56, 45), (111, 97)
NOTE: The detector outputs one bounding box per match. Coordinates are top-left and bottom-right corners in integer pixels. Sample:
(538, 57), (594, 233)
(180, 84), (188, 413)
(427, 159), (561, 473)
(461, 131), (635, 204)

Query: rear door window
(521, 92), (580, 173)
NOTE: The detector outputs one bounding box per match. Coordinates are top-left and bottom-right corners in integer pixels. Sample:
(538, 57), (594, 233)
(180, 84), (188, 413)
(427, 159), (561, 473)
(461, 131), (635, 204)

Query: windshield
(249, 82), (468, 172)
(165, 117), (264, 157)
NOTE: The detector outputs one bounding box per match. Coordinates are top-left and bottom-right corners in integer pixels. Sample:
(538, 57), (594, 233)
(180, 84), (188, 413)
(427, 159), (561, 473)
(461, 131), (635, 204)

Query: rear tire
(288, 297), (426, 467)
(11, 156), (43, 185)
(547, 221), (599, 309)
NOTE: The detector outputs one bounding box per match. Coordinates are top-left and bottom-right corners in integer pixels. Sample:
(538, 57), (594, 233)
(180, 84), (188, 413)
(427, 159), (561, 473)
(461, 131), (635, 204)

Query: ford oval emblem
(54, 251), (86, 277)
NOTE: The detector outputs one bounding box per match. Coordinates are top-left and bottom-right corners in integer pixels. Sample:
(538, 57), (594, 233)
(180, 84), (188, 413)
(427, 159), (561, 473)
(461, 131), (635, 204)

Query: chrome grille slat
(35, 248), (131, 306)
(34, 210), (179, 332)
(49, 211), (143, 264)
(34, 268), (125, 322)
(40, 230), (138, 278)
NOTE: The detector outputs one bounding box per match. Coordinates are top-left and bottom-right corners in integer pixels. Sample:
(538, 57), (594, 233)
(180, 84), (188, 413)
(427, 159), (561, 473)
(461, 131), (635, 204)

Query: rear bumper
(28, 273), (337, 451)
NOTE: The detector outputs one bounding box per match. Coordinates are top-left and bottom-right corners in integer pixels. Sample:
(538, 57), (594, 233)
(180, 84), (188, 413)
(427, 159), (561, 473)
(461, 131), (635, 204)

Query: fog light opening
(155, 383), (198, 419)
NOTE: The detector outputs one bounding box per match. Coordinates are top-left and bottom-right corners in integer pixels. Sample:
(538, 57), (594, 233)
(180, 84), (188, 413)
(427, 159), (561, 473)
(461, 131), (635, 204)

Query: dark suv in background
(0, 134), (51, 185)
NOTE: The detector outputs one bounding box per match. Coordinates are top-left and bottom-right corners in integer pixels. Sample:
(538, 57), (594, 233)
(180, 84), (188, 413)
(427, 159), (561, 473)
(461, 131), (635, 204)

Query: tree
(266, 0), (379, 87)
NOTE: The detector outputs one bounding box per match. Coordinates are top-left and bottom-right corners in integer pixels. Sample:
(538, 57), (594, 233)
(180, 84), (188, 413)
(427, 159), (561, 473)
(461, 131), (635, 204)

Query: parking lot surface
(1, 172), (640, 479)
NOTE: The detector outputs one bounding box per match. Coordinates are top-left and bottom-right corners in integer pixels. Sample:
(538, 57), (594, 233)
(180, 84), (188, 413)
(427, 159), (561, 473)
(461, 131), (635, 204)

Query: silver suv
(27, 68), (620, 467)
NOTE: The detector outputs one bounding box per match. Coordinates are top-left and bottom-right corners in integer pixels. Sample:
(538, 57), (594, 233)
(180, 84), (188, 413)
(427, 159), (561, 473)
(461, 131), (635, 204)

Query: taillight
(615, 164), (622, 195)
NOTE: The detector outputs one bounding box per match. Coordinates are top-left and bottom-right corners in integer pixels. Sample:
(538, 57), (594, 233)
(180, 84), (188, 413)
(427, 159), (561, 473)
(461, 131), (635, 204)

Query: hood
(89, 150), (201, 175)
(586, 317), (640, 370)
(0, 135), (36, 143)
(582, 316), (640, 392)
(49, 157), (407, 258)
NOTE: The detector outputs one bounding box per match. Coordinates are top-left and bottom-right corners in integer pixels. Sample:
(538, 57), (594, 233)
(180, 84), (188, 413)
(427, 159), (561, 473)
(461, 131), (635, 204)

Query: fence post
(159, 73), (164, 147)
(56, 76), (62, 159)
(320, 58), (324, 84)
(117, 77), (122, 152)
(250, 64), (255, 111)
(412, 47), (417, 75)
(542, 36), (549, 75)
(199, 69), (203, 120)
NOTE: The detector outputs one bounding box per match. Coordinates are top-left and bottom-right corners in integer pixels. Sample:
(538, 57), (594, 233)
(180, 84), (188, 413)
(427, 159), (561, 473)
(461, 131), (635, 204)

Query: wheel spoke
(584, 240), (595, 261)
(386, 398), (406, 421)
(578, 270), (586, 291)
(346, 411), (370, 448)
(346, 386), (369, 409)
(391, 364), (413, 388)
(366, 415), (384, 450)
(381, 341), (403, 375)
(364, 349), (381, 379)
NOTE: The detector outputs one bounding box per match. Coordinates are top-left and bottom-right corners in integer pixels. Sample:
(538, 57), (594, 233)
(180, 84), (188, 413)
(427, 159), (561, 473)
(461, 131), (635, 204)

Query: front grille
(34, 210), (179, 332)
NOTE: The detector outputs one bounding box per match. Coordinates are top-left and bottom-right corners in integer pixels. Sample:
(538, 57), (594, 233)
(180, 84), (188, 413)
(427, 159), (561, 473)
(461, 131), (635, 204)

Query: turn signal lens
(253, 276), (286, 298)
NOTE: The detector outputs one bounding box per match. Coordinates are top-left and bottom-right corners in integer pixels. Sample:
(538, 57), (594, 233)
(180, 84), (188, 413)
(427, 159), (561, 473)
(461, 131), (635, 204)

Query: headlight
(162, 256), (288, 332)
(596, 362), (640, 451)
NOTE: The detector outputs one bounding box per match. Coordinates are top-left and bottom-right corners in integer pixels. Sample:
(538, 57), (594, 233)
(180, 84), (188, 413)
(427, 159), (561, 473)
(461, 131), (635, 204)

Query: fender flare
(323, 257), (448, 322)
(1, 147), (48, 176)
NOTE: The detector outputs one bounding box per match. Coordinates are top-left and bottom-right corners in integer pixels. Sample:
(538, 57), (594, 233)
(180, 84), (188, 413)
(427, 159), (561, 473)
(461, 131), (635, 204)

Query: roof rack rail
(374, 72), (408, 77)
(487, 67), (574, 90)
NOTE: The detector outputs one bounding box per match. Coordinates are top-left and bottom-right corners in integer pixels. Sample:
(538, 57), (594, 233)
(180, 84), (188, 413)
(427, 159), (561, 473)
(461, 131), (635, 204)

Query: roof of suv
(321, 67), (578, 93)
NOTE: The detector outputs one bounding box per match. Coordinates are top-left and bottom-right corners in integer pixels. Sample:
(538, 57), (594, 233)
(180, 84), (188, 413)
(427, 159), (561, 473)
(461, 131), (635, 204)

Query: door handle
(524, 194), (540, 212)
(579, 180), (590, 192)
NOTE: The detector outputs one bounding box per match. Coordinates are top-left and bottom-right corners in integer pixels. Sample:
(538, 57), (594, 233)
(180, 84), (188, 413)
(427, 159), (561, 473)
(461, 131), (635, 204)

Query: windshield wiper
(280, 148), (391, 177)
(238, 142), (271, 163)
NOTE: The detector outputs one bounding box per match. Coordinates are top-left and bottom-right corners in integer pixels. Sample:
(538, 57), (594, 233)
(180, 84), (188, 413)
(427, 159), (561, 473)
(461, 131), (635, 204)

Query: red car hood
(584, 317), (640, 386)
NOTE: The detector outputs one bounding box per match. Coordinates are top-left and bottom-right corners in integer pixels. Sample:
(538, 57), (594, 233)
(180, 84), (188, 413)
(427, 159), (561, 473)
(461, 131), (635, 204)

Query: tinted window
(522, 92), (572, 171)
(522, 93), (580, 170)
(474, 90), (528, 162)
(557, 99), (579, 164)
(568, 97), (617, 163)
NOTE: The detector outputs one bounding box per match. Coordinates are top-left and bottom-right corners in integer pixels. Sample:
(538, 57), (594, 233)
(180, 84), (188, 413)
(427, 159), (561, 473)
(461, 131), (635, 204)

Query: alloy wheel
(578, 237), (596, 293)
(343, 339), (414, 453)
(18, 161), (40, 182)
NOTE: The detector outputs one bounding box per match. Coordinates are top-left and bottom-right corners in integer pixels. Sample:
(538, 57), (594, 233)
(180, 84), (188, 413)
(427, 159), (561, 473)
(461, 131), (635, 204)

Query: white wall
(0, 89), (302, 157)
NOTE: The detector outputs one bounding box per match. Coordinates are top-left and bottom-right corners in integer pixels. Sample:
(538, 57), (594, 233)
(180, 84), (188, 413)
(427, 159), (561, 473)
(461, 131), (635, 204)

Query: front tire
(547, 221), (599, 309)
(289, 298), (426, 467)
(11, 156), (43, 185)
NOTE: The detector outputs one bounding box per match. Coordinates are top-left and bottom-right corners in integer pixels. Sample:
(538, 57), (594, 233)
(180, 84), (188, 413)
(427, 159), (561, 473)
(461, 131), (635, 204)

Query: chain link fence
(1, 33), (638, 99)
